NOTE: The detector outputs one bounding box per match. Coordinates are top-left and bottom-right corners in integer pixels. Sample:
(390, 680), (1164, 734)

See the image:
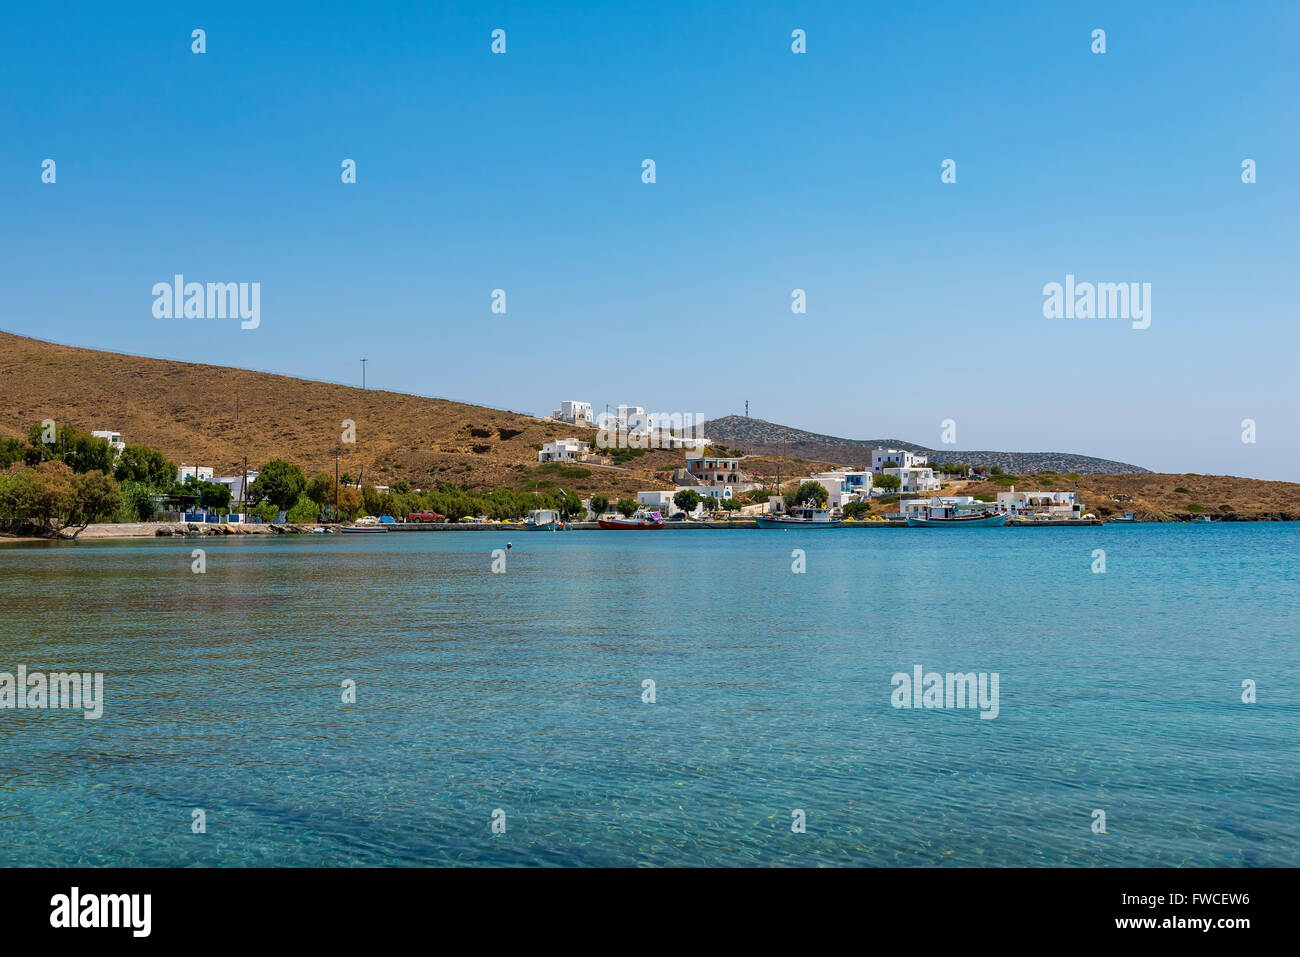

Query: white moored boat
(754, 505), (842, 529)
(906, 503), (1005, 527)
(524, 508), (564, 531)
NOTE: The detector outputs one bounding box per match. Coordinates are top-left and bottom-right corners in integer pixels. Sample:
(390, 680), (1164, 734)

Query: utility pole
(242, 456), (248, 523)
(745, 400), (749, 417)
(334, 449), (340, 519)
(361, 358), (367, 390)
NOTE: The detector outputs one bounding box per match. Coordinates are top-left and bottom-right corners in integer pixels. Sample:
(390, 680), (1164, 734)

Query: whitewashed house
(637, 490), (703, 518)
(177, 464), (215, 483)
(215, 471), (258, 503)
(996, 487), (1082, 519)
(552, 401), (594, 426)
(883, 466), (941, 494)
(811, 470), (873, 508)
(91, 430), (126, 458)
(538, 438), (589, 463)
(615, 405), (645, 430)
(871, 448), (928, 473)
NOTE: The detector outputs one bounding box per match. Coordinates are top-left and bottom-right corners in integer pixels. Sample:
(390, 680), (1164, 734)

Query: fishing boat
(906, 505), (1005, 527)
(754, 505), (842, 529)
(598, 510), (665, 529)
(524, 508), (564, 531)
(340, 524), (387, 534)
(1110, 513), (1138, 523)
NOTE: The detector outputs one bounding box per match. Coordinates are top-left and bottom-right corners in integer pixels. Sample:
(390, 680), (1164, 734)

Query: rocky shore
(151, 522), (318, 537)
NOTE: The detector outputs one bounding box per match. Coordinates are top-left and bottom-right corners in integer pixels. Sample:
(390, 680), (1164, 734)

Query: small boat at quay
(340, 524), (387, 534)
(598, 510), (665, 530)
(907, 508), (1005, 527)
(754, 506), (842, 529)
(524, 508), (564, 531)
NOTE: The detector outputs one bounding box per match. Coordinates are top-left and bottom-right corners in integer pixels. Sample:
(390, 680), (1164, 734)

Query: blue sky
(3, 1), (1296, 478)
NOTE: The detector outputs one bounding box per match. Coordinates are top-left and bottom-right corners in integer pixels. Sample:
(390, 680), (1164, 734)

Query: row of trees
(2, 423), (176, 485)
(0, 422), (185, 528)
(8, 426), (871, 528)
(0, 461), (123, 532)
(244, 460), (594, 523)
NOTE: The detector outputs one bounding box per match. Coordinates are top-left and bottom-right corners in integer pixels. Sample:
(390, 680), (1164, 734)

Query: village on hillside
(5, 395), (1269, 537)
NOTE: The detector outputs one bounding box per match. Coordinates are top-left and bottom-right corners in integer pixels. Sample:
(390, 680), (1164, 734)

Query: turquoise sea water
(0, 524), (1296, 867)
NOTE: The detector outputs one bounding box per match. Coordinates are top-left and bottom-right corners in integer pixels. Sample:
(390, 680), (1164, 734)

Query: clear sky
(3, 1), (1296, 478)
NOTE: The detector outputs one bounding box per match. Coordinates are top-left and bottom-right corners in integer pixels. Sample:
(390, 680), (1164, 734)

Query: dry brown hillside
(0, 332), (692, 497)
(6, 332), (1297, 515)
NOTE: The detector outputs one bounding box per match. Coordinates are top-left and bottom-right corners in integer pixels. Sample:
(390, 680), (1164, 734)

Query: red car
(406, 511), (446, 523)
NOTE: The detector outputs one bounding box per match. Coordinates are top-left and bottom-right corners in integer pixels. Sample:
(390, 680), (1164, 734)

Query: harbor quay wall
(2, 519), (1117, 542)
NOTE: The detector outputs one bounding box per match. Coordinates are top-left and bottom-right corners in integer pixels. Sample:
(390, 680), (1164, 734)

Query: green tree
(0, 462), (120, 531)
(114, 444), (177, 488)
(874, 473), (901, 492)
(784, 480), (829, 509)
(116, 481), (158, 522)
(249, 460), (306, 511)
(616, 497), (639, 517)
(17, 461), (75, 529)
(589, 494), (609, 517)
(69, 471), (122, 526)
(197, 480), (232, 514)
(248, 501), (279, 523)
(286, 495), (320, 523)
(0, 437), (25, 469)
(337, 486), (363, 519)
(0, 469), (41, 522)
(24, 423), (115, 474)
(305, 472), (334, 508)
(673, 488), (702, 515)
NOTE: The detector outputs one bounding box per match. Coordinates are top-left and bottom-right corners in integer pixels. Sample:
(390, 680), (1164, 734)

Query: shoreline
(2, 516), (1293, 543)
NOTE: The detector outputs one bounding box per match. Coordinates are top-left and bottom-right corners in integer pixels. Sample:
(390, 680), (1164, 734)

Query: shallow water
(0, 524), (1295, 866)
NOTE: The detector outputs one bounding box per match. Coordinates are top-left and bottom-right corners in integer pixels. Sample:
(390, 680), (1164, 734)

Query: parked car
(407, 511), (446, 523)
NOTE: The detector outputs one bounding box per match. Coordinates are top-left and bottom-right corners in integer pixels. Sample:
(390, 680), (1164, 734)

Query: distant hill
(702, 415), (1148, 475)
(0, 331), (681, 496)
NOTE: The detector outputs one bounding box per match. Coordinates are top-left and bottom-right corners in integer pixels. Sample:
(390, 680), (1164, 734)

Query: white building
(996, 487), (1082, 519)
(215, 471), (259, 503)
(871, 448), (928, 473)
(637, 490), (703, 519)
(899, 496), (983, 518)
(615, 405), (645, 430)
(538, 438), (589, 463)
(552, 401), (594, 426)
(177, 464), (215, 483)
(810, 470), (873, 508)
(698, 486), (733, 501)
(91, 430), (125, 458)
(883, 466), (941, 494)
(592, 405), (709, 451)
